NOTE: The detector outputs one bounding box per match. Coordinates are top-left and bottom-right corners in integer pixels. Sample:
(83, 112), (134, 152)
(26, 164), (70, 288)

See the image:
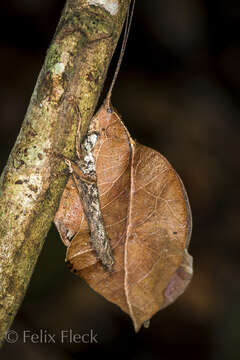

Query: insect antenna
(105, 0), (135, 109)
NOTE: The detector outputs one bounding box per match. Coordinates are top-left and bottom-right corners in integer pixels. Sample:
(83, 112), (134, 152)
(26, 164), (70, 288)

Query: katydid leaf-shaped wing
(54, 102), (193, 331)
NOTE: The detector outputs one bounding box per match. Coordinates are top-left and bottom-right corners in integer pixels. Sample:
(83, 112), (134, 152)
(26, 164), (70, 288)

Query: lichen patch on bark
(87, 0), (119, 16)
(52, 62), (65, 75)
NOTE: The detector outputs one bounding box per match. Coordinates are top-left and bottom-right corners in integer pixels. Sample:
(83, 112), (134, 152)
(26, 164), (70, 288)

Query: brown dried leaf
(54, 102), (193, 331)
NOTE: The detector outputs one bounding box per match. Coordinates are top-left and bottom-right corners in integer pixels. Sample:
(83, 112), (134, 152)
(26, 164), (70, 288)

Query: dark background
(1, 0), (240, 359)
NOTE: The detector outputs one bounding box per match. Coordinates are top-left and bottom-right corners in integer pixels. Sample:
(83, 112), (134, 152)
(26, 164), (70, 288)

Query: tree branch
(0, 0), (130, 345)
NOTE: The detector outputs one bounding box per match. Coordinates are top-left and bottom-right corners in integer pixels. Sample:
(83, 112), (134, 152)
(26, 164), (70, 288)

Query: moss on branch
(0, 0), (130, 345)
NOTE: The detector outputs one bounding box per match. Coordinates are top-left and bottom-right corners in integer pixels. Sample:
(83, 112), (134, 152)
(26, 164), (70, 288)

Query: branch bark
(0, 0), (130, 344)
